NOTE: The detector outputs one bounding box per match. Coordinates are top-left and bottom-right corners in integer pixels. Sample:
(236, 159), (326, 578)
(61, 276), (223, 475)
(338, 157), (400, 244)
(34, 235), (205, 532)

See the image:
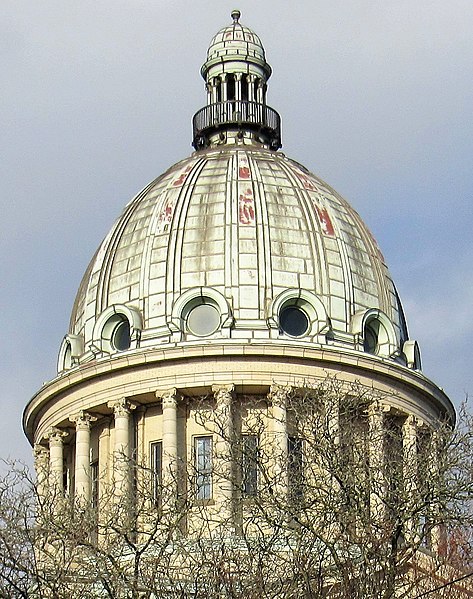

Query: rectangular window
(195, 436), (213, 500)
(241, 434), (259, 497)
(288, 436), (304, 499)
(150, 441), (163, 506)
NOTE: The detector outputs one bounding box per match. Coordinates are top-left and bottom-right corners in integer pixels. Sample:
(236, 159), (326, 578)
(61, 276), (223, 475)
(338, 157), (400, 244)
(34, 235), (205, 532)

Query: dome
(58, 10), (416, 372)
(66, 142), (410, 369)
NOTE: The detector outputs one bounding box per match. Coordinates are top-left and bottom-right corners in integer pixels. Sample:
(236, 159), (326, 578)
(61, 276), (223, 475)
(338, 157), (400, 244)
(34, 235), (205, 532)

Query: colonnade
(33, 385), (438, 548)
(206, 73), (266, 106)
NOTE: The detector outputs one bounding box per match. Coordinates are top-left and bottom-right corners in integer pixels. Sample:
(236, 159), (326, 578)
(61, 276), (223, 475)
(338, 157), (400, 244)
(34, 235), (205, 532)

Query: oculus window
(279, 305), (309, 337)
(187, 303), (220, 337)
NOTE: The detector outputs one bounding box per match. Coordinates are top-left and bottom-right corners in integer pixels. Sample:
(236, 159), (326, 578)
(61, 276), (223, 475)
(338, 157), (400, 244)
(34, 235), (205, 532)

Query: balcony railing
(192, 101), (281, 150)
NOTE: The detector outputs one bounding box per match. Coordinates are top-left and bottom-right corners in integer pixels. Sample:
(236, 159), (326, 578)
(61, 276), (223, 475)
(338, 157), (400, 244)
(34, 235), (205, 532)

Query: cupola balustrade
(192, 100), (281, 150)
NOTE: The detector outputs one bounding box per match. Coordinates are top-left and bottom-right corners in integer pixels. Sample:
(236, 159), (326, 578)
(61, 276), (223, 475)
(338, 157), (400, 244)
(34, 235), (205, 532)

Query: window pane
(187, 303), (219, 336)
(288, 436), (304, 499)
(242, 435), (258, 496)
(195, 437), (212, 500)
(151, 441), (162, 505)
(280, 306), (309, 337)
(90, 461), (99, 510)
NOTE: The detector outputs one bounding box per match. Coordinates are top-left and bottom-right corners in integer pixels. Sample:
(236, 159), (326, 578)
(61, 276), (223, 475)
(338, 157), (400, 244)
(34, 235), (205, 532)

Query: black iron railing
(192, 101), (281, 150)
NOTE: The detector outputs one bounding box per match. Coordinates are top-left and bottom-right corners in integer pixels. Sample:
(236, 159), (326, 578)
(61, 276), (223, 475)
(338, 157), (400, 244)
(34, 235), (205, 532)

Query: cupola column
(211, 78), (219, 104)
(269, 385), (290, 498)
(70, 411), (96, 502)
(48, 428), (68, 496)
(212, 384), (234, 524)
(108, 398), (136, 498)
(257, 79), (265, 104)
(235, 72), (242, 103)
(158, 388), (179, 499)
(247, 74), (256, 103)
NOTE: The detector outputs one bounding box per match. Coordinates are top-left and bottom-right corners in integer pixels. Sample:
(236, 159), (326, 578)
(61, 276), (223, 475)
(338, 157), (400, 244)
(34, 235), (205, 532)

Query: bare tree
(1, 382), (472, 598)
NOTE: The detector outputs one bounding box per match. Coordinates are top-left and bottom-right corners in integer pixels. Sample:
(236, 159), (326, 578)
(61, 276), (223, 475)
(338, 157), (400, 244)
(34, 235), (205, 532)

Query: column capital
(70, 410), (97, 430)
(212, 384), (235, 403)
(268, 384), (292, 406)
(47, 427), (68, 446)
(403, 414), (420, 428)
(156, 387), (179, 408)
(107, 398), (137, 417)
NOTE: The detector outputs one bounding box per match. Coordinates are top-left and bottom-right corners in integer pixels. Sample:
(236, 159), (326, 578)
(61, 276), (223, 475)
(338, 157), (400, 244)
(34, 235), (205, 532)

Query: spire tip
(231, 9), (241, 23)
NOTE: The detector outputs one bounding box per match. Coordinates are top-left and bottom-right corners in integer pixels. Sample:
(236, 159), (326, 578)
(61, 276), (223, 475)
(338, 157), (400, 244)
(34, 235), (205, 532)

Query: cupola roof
(202, 10), (271, 80)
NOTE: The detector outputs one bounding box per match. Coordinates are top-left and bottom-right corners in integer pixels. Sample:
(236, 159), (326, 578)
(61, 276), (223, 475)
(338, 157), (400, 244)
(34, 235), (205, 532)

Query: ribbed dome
(58, 11), (418, 373)
(66, 143), (410, 368)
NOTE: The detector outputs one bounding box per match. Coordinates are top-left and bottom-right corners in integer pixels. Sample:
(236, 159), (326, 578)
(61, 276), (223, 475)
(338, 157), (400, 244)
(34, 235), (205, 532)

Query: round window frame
(170, 287), (233, 337)
(351, 308), (398, 359)
(92, 305), (142, 356)
(268, 289), (330, 339)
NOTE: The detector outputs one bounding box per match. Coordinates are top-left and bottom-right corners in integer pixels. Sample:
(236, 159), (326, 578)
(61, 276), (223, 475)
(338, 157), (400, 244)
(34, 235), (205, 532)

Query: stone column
(48, 428), (68, 496)
(247, 74), (255, 103)
(211, 78), (218, 104)
(269, 385), (290, 498)
(108, 398), (136, 499)
(70, 411), (96, 502)
(34, 444), (49, 505)
(257, 80), (264, 104)
(403, 414), (418, 544)
(368, 403), (386, 523)
(157, 388), (179, 496)
(428, 429), (444, 552)
(212, 384), (234, 523)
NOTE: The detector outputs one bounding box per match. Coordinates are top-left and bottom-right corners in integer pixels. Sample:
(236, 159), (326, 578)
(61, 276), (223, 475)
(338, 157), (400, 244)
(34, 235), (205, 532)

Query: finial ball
(231, 9), (241, 23)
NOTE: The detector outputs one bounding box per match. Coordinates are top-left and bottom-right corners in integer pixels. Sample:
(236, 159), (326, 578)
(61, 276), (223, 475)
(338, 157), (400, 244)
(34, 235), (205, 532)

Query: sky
(2, 1), (473, 464)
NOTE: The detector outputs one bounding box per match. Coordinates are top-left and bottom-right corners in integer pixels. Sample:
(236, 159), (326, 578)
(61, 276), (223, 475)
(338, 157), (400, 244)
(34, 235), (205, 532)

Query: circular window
(111, 319), (131, 351)
(279, 306), (309, 337)
(187, 303), (220, 336)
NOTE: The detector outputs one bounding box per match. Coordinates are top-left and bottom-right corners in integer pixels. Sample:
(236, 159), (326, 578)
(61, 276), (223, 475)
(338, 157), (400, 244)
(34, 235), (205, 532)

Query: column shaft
(213, 384), (234, 522)
(159, 388), (178, 492)
(71, 411), (96, 502)
(48, 428), (67, 496)
(270, 385), (289, 498)
(108, 398), (135, 499)
(369, 403), (386, 522)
